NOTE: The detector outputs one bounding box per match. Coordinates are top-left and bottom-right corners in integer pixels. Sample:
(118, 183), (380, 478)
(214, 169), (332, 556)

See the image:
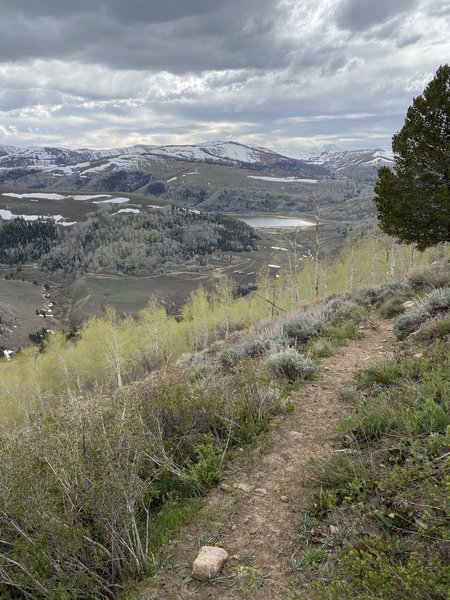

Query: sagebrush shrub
(423, 287), (450, 312)
(393, 305), (431, 339)
(416, 313), (450, 341)
(393, 286), (450, 339)
(266, 348), (316, 382)
(283, 306), (333, 345)
(355, 282), (408, 307)
(408, 266), (450, 291)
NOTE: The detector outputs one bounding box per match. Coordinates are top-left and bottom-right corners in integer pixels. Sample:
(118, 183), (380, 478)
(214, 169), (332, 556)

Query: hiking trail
(142, 316), (395, 599)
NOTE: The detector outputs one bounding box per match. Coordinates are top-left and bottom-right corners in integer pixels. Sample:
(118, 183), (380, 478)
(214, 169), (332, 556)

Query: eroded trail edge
(143, 318), (394, 600)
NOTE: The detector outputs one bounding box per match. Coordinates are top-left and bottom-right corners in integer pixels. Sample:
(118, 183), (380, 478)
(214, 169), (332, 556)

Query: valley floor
(141, 316), (394, 599)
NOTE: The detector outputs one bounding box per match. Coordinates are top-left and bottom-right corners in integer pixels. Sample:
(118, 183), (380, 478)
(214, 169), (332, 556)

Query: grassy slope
(0, 278), (66, 349)
(289, 283), (450, 599)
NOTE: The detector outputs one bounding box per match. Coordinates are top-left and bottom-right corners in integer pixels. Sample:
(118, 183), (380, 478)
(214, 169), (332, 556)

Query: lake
(237, 216), (315, 228)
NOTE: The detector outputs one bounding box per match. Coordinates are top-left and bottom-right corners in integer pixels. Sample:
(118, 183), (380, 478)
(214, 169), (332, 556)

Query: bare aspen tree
(347, 240), (355, 293)
(103, 307), (124, 389)
(314, 193), (321, 299)
(389, 238), (397, 280)
(213, 276), (234, 337)
(371, 235), (379, 286)
(410, 246), (417, 270)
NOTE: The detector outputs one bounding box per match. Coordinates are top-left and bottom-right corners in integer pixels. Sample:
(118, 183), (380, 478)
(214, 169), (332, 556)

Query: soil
(141, 316), (395, 599)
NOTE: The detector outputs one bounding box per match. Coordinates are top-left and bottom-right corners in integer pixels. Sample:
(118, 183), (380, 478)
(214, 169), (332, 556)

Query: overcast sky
(0, 0), (449, 152)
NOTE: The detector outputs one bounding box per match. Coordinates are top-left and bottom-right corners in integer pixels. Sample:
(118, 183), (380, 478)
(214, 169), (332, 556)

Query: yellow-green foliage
(256, 227), (450, 315)
(1, 236), (448, 418)
(0, 362), (286, 597)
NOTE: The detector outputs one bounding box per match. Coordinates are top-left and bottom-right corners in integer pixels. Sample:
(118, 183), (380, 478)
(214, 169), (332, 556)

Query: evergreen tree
(374, 64), (450, 250)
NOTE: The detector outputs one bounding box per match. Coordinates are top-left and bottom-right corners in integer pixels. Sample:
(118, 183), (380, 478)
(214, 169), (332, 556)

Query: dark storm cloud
(0, 0), (291, 72)
(334, 0), (419, 32)
(0, 0), (449, 150)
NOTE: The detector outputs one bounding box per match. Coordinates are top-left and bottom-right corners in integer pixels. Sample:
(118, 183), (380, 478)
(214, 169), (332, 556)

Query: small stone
(403, 300), (416, 309)
(280, 495), (289, 503)
(254, 487), (267, 496)
(220, 483), (233, 493)
(243, 516), (250, 524)
(329, 525), (338, 535)
(192, 546), (229, 581)
(236, 483), (253, 493)
(414, 352), (423, 358)
(230, 524), (237, 531)
(238, 447), (244, 453)
(250, 527), (258, 535)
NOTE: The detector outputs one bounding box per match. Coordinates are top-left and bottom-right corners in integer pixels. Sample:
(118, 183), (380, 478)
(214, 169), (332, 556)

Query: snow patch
(247, 176), (318, 183)
(72, 194), (111, 201)
(2, 192), (67, 200)
(93, 197), (129, 204)
(0, 209), (68, 223)
(114, 208), (140, 215)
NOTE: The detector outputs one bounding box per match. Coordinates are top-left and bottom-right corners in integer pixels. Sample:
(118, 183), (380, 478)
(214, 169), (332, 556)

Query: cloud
(334, 0), (419, 32)
(0, 0), (449, 150)
(0, 0), (291, 72)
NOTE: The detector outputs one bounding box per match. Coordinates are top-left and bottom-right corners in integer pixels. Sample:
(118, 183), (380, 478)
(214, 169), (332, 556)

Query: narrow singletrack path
(143, 317), (394, 599)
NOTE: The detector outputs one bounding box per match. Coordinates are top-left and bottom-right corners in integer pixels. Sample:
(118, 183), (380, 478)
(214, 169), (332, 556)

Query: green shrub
(185, 435), (223, 488)
(424, 286), (450, 311)
(313, 542), (450, 599)
(355, 282), (409, 307)
(218, 334), (286, 368)
(311, 452), (371, 502)
(393, 287), (450, 339)
(379, 292), (415, 318)
(282, 304), (335, 345)
(393, 305), (431, 339)
(308, 338), (336, 358)
(416, 313), (450, 341)
(313, 486), (337, 512)
(408, 265), (450, 291)
(266, 348), (316, 382)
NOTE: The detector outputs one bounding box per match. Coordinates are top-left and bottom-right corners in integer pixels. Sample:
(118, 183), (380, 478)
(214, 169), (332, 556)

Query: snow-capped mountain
(0, 141), (393, 186)
(148, 141), (286, 164)
(279, 147), (394, 174)
(0, 141), (301, 171)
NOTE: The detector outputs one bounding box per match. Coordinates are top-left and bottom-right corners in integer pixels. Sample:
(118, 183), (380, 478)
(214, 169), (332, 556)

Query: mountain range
(0, 140), (393, 179)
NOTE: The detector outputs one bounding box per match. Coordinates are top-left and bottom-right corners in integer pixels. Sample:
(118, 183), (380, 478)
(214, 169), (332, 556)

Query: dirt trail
(142, 317), (394, 600)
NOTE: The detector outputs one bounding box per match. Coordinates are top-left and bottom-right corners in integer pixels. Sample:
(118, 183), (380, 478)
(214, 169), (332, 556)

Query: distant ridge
(0, 140), (393, 175)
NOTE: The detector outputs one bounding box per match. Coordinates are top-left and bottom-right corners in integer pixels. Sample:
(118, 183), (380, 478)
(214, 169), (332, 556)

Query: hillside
(140, 272), (450, 599)
(0, 142), (387, 215)
(0, 205), (258, 276)
(0, 261), (448, 599)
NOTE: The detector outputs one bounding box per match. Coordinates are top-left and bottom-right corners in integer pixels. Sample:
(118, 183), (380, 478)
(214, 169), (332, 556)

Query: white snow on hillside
(150, 141), (271, 164)
(114, 208), (140, 215)
(0, 141), (394, 179)
(2, 192), (67, 200)
(93, 197), (129, 204)
(71, 194), (111, 200)
(0, 209), (67, 223)
(248, 176), (318, 183)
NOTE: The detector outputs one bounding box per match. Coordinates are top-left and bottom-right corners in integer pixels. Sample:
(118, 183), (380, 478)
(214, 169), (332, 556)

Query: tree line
(0, 206), (259, 275)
